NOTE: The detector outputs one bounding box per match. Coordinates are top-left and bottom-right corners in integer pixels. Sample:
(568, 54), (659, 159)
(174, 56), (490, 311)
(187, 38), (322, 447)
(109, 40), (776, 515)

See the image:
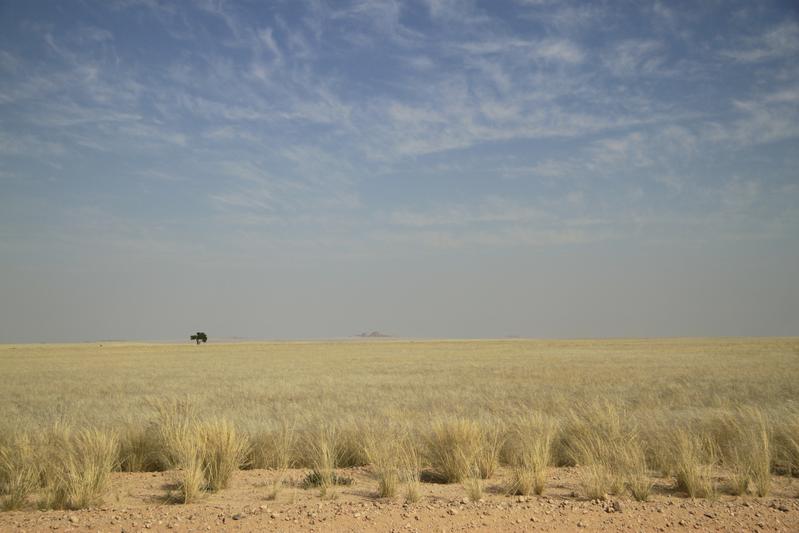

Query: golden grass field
(1, 338), (798, 512)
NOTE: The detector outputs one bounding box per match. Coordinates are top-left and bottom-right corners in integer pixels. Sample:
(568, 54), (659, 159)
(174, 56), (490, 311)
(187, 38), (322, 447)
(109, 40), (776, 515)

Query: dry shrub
(424, 418), (482, 483)
(0, 433), (39, 510)
(503, 413), (557, 496)
(39, 427), (118, 510)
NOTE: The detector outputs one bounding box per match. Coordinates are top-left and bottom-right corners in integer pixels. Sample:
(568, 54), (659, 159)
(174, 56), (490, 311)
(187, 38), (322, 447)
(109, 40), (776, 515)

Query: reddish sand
(1, 467), (797, 532)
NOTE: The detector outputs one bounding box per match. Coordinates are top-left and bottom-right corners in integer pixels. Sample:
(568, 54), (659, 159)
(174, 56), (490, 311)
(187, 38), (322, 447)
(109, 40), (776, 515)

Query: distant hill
(356, 331), (392, 338)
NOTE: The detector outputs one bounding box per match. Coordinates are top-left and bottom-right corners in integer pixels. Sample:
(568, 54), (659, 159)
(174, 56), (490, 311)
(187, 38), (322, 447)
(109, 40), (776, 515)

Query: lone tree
(190, 332), (208, 345)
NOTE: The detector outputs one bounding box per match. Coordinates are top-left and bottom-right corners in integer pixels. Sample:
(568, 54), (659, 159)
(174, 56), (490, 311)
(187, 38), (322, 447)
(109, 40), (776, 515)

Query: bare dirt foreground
(1, 468), (797, 533)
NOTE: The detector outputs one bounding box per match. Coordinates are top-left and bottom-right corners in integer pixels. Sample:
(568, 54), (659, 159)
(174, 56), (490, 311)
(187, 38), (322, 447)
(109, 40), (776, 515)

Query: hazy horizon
(1, 1), (798, 343)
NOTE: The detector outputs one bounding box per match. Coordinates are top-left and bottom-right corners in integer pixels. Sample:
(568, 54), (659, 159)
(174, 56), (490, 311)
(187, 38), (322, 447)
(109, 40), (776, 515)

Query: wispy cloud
(722, 20), (799, 63)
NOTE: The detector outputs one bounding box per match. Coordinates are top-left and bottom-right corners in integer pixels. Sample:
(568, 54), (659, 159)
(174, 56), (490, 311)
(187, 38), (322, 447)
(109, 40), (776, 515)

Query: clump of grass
(300, 470), (353, 488)
(462, 465), (483, 502)
(618, 436), (653, 501)
(399, 437), (422, 503)
(668, 428), (718, 499)
(248, 420), (296, 500)
(364, 424), (408, 498)
(475, 421), (504, 479)
(301, 424), (344, 498)
(198, 419), (249, 492)
(0, 433), (39, 510)
(39, 427), (119, 510)
(149, 397), (199, 471)
(772, 408), (799, 477)
(173, 438), (206, 504)
(423, 418), (482, 483)
(117, 423), (161, 472)
(717, 408), (771, 496)
(563, 402), (628, 498)
(149, 399), (206, 503)
(151, 400), (246, 502)
(337, 419), (369, 468)
(563, 402), (656, 500)
(247, 420), (297, 470)
(504, 413), (557, 496)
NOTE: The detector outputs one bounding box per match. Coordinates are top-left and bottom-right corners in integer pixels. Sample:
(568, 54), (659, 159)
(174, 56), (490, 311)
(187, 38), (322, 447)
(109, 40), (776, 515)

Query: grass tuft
(197, 419), (248, 492)
(39, 427), (118, 510)
(717, 408), (771, 496)
(668, 428), (717, 499)
(0, 433), (39, 510)
(504, 414), (557, 496)
(424, 418), (482, 484)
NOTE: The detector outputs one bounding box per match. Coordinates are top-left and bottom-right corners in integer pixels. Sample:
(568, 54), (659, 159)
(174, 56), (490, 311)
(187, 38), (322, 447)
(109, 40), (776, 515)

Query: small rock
(68, 516), (79, 524)
(270, 512), (279, 519)
(232, 513), (243, 520)
(777, 505), (789, 513)
(704, 512), (715, 519)
(577, 520), (586, 528)
(517, 496), (527, 503)
(678, 520), (687, 526)
(447, 508), (458, 515)
(612, 501), (623, 513)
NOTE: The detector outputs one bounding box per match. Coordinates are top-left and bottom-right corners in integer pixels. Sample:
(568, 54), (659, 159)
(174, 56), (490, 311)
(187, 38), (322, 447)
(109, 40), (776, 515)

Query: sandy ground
(1, 467), (797, 532)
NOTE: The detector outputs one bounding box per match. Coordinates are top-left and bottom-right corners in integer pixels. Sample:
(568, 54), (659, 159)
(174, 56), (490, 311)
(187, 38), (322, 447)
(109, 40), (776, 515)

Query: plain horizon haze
(1, 0), (798, 343)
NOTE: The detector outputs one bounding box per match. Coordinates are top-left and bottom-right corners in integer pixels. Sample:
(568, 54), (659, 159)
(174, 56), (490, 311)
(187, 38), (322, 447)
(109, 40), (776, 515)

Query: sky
(0, 0), (798, 343)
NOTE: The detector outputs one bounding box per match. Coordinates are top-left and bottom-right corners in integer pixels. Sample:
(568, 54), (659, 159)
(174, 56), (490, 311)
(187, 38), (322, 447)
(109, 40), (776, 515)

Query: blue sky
(1, 0), (798, 342)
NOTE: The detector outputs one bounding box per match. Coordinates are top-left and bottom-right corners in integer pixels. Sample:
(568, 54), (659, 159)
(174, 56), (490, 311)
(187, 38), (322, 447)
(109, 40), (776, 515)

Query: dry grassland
(1, 338), (798, 513)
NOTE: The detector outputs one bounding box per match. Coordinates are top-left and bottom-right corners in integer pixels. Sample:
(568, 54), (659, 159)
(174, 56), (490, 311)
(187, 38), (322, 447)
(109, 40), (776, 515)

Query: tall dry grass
(716, 408), (771, 496)
(247, 420), (297, 499)
(667, 428), (718, 499)
(563, 402), (653, 500)
(773, 408), (799, 476)
(399, 436), (422, 503)
(198, 419), (248, 492)
(38, 427), (118, 510)
(247, 420), (297, 470)
(462, 466), (483, 502)
(476, 421), (504, 480)
(0, 433), (39, 510)
(364, 423), (410, 498)
(301, 424), (341, 498)
(1, 338), (798, 510)
(149, 400), (247, 502)
(424, 418), (482, 483)
(503, 413), (557, 496)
